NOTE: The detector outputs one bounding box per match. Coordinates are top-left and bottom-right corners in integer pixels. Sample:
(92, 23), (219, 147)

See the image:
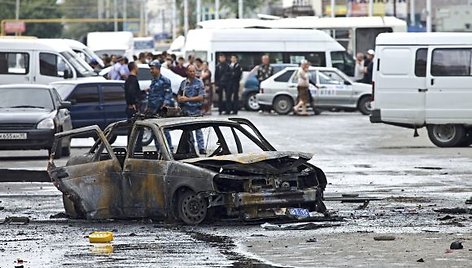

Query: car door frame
(121, 121), (171, 219)
(47, 125), (124, 219)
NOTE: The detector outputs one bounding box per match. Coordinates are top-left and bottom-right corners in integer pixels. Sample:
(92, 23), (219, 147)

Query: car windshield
(165, 124), (267, 160)
(60, 51), (95, 77)
(52, 83), (76, 100)
(0, 88), (54, 110)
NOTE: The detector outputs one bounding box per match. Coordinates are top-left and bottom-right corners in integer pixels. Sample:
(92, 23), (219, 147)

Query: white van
(87, 31), (134, 60)
(0, 39), (98, 85)
(183, 28), (355, 80)
(45, 39), (104, 67)
(371, 32), (472, 147)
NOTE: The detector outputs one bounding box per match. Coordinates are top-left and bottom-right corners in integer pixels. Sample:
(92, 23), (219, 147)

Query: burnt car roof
(139, 116), (241, 128)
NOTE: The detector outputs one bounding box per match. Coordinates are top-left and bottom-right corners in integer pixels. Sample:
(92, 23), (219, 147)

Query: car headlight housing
(37, 118), (55, 129)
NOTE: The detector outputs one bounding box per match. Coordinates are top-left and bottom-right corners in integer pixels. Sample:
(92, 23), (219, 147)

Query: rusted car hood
(182, 151), (313, 165)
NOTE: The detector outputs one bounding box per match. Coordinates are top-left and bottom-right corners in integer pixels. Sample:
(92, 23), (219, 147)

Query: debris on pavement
(261, 221), (342, 230)
(306, 237), (317, 243)
(466, 197), (472, 205)
(434, 208), (472, 214)
(49, 212), (68, 219)
(1, 216), (30, 225)
(416, 258), (425, 262)
(450, 241), (464, 250)
(373, 235), (396, 241)
(89, 231), (114, 243)
(14, 258), (26, 268)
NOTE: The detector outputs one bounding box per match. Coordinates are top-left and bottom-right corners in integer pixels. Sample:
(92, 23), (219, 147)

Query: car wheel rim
(433, 125), (456, 143)
(364, 100), (372, 111)
(277, 99), (290, 112)
(248, 94), (260, 110)
(181, 194), (206, 224)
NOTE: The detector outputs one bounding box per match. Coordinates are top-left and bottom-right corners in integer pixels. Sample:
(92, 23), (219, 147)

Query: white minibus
(184, 28), (354, 80)
(0, 39), (98, 85)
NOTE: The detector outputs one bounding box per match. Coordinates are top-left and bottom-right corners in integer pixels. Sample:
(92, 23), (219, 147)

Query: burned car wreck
(47, 116), (328, 225)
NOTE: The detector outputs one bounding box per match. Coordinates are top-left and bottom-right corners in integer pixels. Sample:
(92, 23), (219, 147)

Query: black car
(0, 84), (72, 158)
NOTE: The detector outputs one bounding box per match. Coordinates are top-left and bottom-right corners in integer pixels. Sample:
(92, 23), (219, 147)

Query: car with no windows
(47, 116), (328, 224)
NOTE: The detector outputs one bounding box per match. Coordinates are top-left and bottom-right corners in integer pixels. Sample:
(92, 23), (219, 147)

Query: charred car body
(47, 116), (328, 224)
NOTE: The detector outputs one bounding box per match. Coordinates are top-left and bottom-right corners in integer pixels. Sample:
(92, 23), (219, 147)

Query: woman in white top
(293, 60), (310, 115)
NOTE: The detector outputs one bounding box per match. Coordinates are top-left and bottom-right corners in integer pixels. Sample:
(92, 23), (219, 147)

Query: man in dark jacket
(215, 54), (231, 115)
(124, 61), (143, 151)
(228, 55), (242, 114)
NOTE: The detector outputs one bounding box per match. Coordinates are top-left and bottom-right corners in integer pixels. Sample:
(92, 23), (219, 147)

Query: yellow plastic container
(88, 231), (114, 243)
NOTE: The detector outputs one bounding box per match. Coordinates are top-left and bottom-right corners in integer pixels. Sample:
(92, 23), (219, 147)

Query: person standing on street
(124, 61), (143, 151)
(215, 54), (231, 115)
(201, 61), (213, 115)
(108, 56), (124, 80)
(148, 60), (173, 115)
(148, 60), (174, 151)
(354, 52), (365, 81)
(256, 55), (274, 84)
(360, 49), (375, 84)
(293, 60), (310, 116)
(228, 55), (242, 115)
(177, 65), (206, 154)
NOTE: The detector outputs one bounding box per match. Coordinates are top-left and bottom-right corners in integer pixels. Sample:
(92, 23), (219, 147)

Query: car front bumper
(0, 129), (55, 150)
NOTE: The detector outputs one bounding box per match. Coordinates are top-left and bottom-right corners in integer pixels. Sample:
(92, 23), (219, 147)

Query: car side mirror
(59, 101), (72, 109)
(69, 99), (77, 105)
(63, 69), (73, 79)
(344, 80), (351, 85)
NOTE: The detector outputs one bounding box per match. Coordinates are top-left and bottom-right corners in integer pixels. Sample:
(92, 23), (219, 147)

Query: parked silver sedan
(256, 67), (372, 115)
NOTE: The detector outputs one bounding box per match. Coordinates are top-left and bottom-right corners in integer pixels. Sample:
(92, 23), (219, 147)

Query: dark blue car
(52, 80), (126, 130)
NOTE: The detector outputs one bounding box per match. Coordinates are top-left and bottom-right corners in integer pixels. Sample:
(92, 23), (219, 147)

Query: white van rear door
(426, 47), (472, 124)
(375, 47), (426, 125)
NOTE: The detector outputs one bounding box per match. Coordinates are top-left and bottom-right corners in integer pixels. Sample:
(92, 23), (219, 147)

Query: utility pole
(172, 0), (177, 39)
(426, 0), (432, 32)
(106, 0), (110, 19)
(140, 0), (144, 36)
(184, 0), (189, 36)
(113, 0), (118, 31)
(330, 0), (335, 18)
(410, 0), (416, 26)
(123, 0), (127, 31)
(15, 0), (20, 20)
(369, 0), (373, 16)
(197, 0), (201, 23)
(238, 0), (243, 19)
(215, 0), (220, 20)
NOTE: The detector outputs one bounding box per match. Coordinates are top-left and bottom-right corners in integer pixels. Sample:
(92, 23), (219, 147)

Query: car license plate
(288, 208), (310, 219)
(0, 133), (27, 140)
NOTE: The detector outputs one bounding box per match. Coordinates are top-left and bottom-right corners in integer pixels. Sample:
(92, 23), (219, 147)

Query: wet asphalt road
(1, 110), (472, 267)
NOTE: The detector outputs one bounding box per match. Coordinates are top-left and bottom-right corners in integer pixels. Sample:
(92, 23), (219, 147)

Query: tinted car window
(69, 85), (99, 104)
(102, 84), (125, 102)
(274, 70), (295, 82)
(39, 53), (72, 77)
(415, 48), (427, 77)
(0, 52), (29, 75)
(431, 48), (472, 76)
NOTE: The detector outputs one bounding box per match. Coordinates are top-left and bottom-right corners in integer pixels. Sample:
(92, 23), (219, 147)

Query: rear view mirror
(63, 69), (73, 79)
(344, 80), (351, 85)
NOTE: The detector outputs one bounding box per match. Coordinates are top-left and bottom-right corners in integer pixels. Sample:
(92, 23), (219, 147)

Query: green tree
(61, 0), (141, 40)
(0, 0), (63, 37)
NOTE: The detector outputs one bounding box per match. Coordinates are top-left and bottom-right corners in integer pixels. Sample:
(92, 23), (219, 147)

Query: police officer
(177, 65), (206, 154)
(148, 60), (174, 151)
(148, 60), (173, 115)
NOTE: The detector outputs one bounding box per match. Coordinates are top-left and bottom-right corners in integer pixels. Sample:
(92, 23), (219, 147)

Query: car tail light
(260, 88), (264, 94)
(371, 81), (375, 101)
